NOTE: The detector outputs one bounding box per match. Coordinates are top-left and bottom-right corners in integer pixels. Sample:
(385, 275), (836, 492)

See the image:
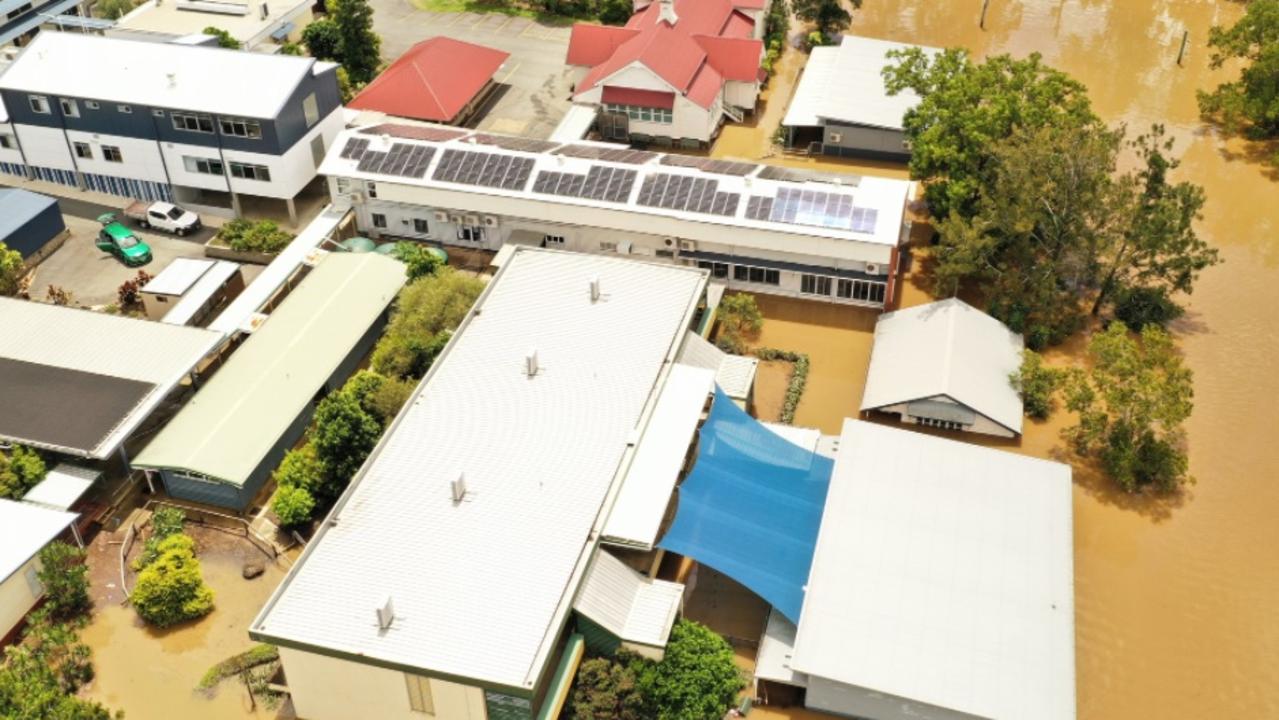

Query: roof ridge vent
(526, 348), (540, 377)
(589, 276), (601, 303)
(376, 596), (395, 630)
(451, 473), (467, 503)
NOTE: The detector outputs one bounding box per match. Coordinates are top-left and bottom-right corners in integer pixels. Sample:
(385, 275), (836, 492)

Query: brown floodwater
(734, 1), (1279, 717)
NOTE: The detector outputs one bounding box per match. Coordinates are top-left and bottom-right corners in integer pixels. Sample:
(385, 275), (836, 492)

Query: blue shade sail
(658, 386), (833, 623)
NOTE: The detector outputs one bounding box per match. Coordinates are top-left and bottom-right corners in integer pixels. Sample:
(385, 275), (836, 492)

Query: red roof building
(349, 37), (509, 125)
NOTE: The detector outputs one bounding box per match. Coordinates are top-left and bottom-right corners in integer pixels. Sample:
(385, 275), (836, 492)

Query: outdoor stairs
(722, 104), (745, 123)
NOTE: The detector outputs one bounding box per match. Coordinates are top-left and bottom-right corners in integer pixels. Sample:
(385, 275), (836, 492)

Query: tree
(273, 444), (326, 492)
(36, 543), (90, 622)
(371, 269), (483, 379)
(883, 49), (1102, 219)
(134, 505), (185, 569)
(1010, 349), (1062, 420)
(278, 42), (304, 56)
(310, 389), (381, 499)
(302, 18), (342, 61)
(567, 656), (646, 720)
(335, 66), (359, 104)
(715, 292), (763, 354)
(130, 534), (214, 627)
(0, 611), (117, 720)
(1113, 285), (1184, 330)
(1063, 322), (1194, 493)
(390, 242), (443, 281)
(366, 375), (415, 425)
(331, 0), (381, 85)
(631, 620), (744, 720)
(202, 26), (241, 49)
(792, 0), (856, 43)
(116, 269), (153, 308)
(271, 484), (315, 529)
(93, 0), (136, 19)
(1197, 0), (1279, 138)
(0, 446), (47, 500)
(0, 241), (24, 296)
(1090, 125), (1219, 316)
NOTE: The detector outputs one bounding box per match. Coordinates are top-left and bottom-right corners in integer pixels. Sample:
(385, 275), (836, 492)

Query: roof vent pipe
(658, 0), (678, 25)
(451, 473), (467, 503)
(526, 349), (540, 377)
(376, 596), (395, 630)
(589, 276), (601, 303)
(166, 73), (176, 88)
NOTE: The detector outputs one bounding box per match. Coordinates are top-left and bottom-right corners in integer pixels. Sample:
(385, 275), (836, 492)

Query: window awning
(601, 86), (676, 110)
(573, 549), (684, 648)
(270, 22), (295, 41)
(658, 387), (833, 623)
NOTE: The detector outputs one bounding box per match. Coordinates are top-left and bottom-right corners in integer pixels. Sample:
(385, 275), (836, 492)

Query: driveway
(370, 0), (576, 138)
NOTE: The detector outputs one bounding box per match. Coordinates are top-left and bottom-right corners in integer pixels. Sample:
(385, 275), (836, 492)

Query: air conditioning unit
(865, 262), (880, 275)
(348, 192), (365, 204)
(482, 215), (500, 228)
(678, 240), (696, 252)
(464, 214), (480, 226)
(829, 132), (843, 143)
(433, 210), (449, 222)
(449, 214), (463, 224)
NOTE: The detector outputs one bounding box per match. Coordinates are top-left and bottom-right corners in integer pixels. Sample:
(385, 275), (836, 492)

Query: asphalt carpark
(370, 0), (576, 138)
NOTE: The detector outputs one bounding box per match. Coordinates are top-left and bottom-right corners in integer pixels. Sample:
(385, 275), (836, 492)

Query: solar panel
(763, 187), (879, 233)
(554, 144), (659, 165)
(532, 166), (637, 203)
(340, 137), (370, 160)
(635, 173), (740, 217)
(745, 195), (773, 221)
(359, 124), (468, 142)
(469, 134), (561, 154)
(658, 155), (758, 177)
(354, 143), (437, 178)
(432, 149), (534, 190)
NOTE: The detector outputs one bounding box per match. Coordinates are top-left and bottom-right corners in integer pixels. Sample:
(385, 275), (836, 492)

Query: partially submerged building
(860, 298), (1024, 437)
(753, 419), (1076, 719)
(133, 252), (405, 510)
(323, 124), (913, 308)
(0, 499), (77, 644)
(0, 298), (222, 462)
(348, 38), (509, 127)
(252, 248), (713, 720)
(782, 36), (939, 159)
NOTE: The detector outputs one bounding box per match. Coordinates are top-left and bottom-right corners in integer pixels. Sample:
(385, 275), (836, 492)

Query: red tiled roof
(721, 9), (755, 38)
(348, 37), (508, 123)
(626, 0), (737, 37)
(685, 63), (724, 108)
(694, 34), (764, 82)
(577, 23), (713, 99)
(601, 86), (676, 109)
(566, 24), (640, 67)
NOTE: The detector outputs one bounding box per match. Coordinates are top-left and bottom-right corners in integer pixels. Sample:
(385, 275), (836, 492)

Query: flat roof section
(0, 358), (154, 456)
(0, 499), (77, 584)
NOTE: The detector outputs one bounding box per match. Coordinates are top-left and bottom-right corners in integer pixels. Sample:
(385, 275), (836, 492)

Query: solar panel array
(340, 137), (370, 161)
(635, 173), (740, 217)
(359, 124), (468, 142)
(355, 143), (436, 178)
(432, 148), (534, 190)
(659, 155), (758, 177)
(470, 134), (561, 154)
(531, 166), (637, 203)
(750, 187), (879, 233)
(554, 144), (659, 165)
(756, 165), (860, 186)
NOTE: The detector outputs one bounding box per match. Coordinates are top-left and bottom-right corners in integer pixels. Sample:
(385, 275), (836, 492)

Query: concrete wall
(0, 555), (42, 642)
(279, 646), (490, 720)
(805, 675), (982, 720)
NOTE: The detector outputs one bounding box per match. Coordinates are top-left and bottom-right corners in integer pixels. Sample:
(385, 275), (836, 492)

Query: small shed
(0, 499), (77, 643)
(21, 463), (103, 547)
(141, 258), (245, 325)
(0, 189), (67, 265)
(347, 37), (510, 125)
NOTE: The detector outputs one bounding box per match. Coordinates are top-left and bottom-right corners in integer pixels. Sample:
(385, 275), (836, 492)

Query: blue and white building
(0, 32), (343, 222)
(0, 0), (87, 49)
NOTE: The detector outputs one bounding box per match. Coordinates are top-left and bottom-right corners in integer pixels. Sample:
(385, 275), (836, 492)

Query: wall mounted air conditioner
(829, 132), (843, 143)
(464, 214), (480, 226)
(482, 215), (500, 228)
(348, 192), (365, 203)
(433, 210), (449, 222)
(678, 240), (696, 252)
(449, 214), (463, 224)
(865, 263), (880, 274)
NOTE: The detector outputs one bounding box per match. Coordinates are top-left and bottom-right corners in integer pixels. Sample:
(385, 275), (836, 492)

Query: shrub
(567, 655), (646, 720)
(0, 610), (117, 720)
(1112, 285), (1185, 330)
(0, 445), (46, 499)
(130, 534), (214, 627)
(366, 375), (415, 425)
(390, 242), (443, 281)
(271, 484), (316, 529)
(116, 270), (153, 308)
(714, 293), (763, 354)
(202, 26), (240, 49)
(754, 348), (809, 424)
(36, 543), (91, 621)
(631, 620), (744, 719)
(310, 390), (381, 500)
(273, 444), (325, 493)
(198, 644), (279, 690)
(46, 285), (73, 306)
(134, 506), (186, 569)
(372, 269), (483, 379)
(1010, 349), (1062, 420)
(220, 219), (294, 254)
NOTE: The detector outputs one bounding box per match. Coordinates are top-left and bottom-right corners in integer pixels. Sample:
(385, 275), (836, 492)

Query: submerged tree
(36, 543), (91, 622)
(130, 534), (215, 628)
(1197, 0), (1279, 139)
(792, 0), (857, 44)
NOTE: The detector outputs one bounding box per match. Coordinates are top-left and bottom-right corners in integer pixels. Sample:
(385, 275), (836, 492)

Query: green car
(96, 221), (152, 266)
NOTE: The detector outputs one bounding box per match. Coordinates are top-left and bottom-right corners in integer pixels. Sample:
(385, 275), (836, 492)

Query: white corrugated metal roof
(20, 463), (100, 512)
(792, 420), (1076, 720)
(0, 32), (322, 118)
(252, 248), (706, 691)
(761, 421), (820, 453)
(0, 298), (224, 458)
(675, 331), (757, 401)
(603, 362), (713, 549)
(574, 549), (683, 648)
(160, 261), (241, 326)
(754, 607), (807, 687)
(860, 298), (1025, 434)
(783, 36), (940, 131)
(134, 253), (405, 486)
(550, 103), (600, 142)
(0, 499), (77, 584)
(143, 257), (216, 297)
(207, 205), (345, 335)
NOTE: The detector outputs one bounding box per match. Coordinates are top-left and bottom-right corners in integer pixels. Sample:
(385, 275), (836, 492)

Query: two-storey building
(0, 32), (342, 222)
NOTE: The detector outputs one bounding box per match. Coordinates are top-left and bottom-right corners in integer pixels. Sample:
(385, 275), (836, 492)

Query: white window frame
(172, 111), (215, 134)
(183, 156), (224, 175)
(59, 98), (79, 118)
(228, 162), (271, 182)
(801, 274), (832, 296)
(219, 117), (262, 139)
(117, 104), (132, 114)
(413, 218), (430, 234)
(102, 145), (123, 163)
(29, 95), (50, 114)
(457, 226), (485, 242)
(371, 213), (388, 229)
(0, 134), (13, 149)
(302, 92), (319, 127)
(542, 234), (565, 245)
(72, 142), (93, 160)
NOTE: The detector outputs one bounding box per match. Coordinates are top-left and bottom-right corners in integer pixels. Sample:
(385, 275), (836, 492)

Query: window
(917, 417), (962, 431)
(219, 117), (262, 139)
(171, 112), (214, 134)
(404, 674), (435, 714)
(697, 261), (729, 278)
(102, 145), (123, 163)
(85, 101), (100, 110)
(734, 265), (779, 286)
(0, 134), (12, 149)
(800, 274), (832, 296)
(603, 103), (672, 124)
(302, 92), (319, 127)
(413, 218), (429, 234)
(836, 278), (887, 304)
(335, 177), (351, 195)
(183, 156), (224, 175)
(543, 234), (565, 245)
(366, 181), (378, 199)
(599, 241), (618, 252)
(117, 104), (132, 114)
(72, 142), (92, 160)
(371, 213), (387, 229)
(228, 162), (271, 182)
(29, 95), (50, 114)
(457, 226), (485, 242)
(59, 99), (79, 118)
(152, 109), (165, 118)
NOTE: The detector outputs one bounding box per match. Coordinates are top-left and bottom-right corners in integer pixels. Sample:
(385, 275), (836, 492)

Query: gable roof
(693, 34), (764, 82)
(783, 35), (941, 130)
(859, 298), (1024, 434)
(0, 499), (77, 585)
(626, 0), (736, 36)
(573, 549), (684, 647)
(348, 37), (509, 123)
(566, 24), (641, 67)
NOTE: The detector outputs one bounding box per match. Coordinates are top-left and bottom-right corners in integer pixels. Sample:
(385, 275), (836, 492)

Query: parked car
(122, 200), (201, 236)
(96, 221), (152, 266)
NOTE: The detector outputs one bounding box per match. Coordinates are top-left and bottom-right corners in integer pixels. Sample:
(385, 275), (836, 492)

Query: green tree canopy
(332, 0), (381, 85)
(0, 241), (23, 297)
(93, 0), (135, 19)
(36, 543), (90, 622)
(1063, 322), (1195, 493)
(715, 292), (763, 353)
(310, 389), (381, 499)
(134, 505), (186, 569)
(202, 26), (241, 49)
(302, 18), (342, 61)
(567, 655), (646, 720)
(390, 242), (443, 281)
(631, 620), (744, 719)
(0, 446), (48, 501)
(0, 614), (116, 720)
(271, 484), (316, 529)
(883, 49), (1103, 219)
(372, 269), (483, 379)
(1198, 0), (1279, 138)
(1010, 349), (1063, 421)
(792, 0), (856, 43)
(130, 534), (215, 628)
